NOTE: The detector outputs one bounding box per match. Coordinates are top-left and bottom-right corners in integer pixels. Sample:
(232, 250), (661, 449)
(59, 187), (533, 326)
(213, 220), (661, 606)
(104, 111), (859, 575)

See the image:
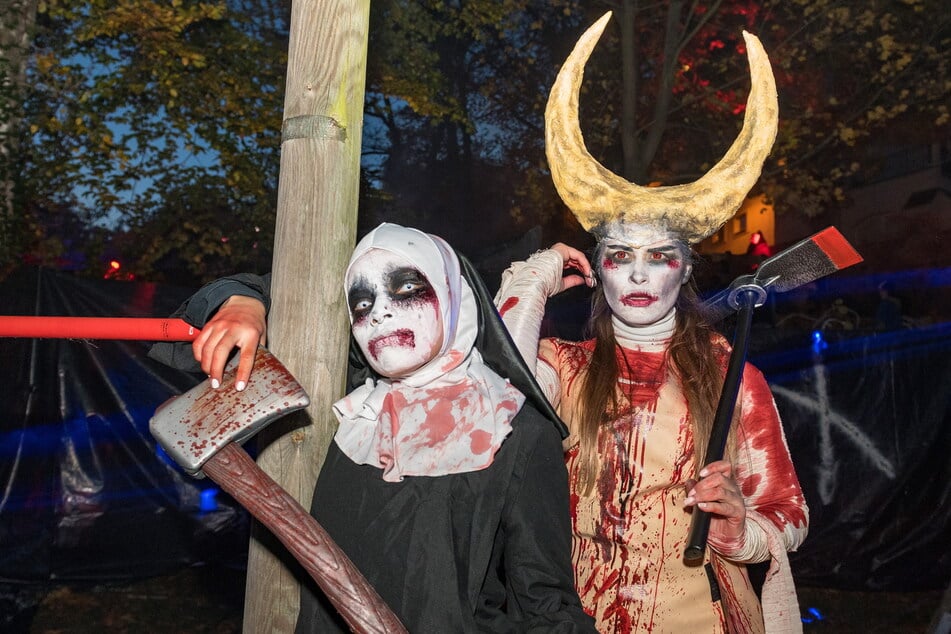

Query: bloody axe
(683, 227), (863, 563)
(0, 321), (407, 633)
(150, 347), (407, 633)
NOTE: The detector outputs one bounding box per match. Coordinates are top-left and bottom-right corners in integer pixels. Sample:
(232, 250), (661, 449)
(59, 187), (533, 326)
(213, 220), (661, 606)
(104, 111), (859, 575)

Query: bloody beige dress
(539, 336), (808, 633)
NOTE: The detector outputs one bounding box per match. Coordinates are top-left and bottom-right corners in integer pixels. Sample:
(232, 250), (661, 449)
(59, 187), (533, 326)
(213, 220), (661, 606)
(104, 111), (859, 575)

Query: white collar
(611, 308), (675, 352)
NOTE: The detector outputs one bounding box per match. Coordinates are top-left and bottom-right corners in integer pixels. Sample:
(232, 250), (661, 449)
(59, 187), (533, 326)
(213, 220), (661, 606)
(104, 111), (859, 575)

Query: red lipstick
(368, 329), (415, 358)
(620, 292), (657, 307)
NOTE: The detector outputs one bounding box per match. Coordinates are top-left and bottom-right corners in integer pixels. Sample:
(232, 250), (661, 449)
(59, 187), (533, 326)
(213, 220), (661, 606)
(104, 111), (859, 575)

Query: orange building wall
(697, 193), (775, 255)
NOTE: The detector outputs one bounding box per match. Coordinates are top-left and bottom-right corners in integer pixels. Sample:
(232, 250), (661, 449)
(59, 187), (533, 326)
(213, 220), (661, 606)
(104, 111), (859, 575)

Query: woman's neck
(611, 308), (676, 351)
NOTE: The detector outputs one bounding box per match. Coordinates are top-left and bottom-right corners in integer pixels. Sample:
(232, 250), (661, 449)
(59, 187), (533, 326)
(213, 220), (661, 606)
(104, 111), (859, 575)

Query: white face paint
(596, 223), (692, 327)
(347, 249), (444, 378)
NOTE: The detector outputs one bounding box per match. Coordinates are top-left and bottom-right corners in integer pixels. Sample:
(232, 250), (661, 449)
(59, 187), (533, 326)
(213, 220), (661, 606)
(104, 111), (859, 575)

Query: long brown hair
(573, 253), (736, 497)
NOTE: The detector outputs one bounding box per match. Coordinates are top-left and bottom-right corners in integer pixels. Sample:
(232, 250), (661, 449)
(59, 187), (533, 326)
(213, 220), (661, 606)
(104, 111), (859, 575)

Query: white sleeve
(493, 250), (564, 400)
(710, 508), (809, 565)
(533, 358), (562, 409)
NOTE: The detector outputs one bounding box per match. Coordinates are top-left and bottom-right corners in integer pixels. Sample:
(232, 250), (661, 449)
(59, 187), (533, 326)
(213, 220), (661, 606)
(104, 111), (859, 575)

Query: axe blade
(150, 347), (310, 476)
(702, 226), (863, 323)
(755, 226), (863, 293)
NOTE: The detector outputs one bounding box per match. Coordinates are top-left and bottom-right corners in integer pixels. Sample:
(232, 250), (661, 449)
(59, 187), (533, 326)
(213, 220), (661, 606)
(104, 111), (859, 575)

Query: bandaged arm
(493, 250), (564, 404)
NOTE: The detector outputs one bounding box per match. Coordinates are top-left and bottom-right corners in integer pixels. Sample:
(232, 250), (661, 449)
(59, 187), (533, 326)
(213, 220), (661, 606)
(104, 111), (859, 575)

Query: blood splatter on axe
(151, 347), (406, 633)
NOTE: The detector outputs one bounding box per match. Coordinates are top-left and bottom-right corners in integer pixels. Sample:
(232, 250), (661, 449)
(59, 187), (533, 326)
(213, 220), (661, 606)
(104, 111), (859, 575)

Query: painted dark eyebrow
(346, 278), (372, 302)
(388, 265), (425, 278)
(603, 243), (679, 253)
(387, 266), (428, 286)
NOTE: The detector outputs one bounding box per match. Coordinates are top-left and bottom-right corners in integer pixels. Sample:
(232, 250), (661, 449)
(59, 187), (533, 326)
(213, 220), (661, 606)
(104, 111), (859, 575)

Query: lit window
(733, 213), (747, 235)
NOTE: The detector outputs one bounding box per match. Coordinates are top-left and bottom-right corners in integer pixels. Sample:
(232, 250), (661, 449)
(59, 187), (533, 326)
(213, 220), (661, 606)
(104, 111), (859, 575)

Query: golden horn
(544, 12), (778, 243)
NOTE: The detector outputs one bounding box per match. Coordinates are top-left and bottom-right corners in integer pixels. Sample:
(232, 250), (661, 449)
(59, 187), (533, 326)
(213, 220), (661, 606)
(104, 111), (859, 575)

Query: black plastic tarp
(0, 268), (248, 583)
(0, 266), (948, 592)
(759, 323), (951, 591)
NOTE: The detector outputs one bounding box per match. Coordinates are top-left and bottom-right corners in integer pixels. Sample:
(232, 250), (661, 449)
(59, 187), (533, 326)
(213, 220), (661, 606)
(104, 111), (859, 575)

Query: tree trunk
(0, 0), (38, 267)
(242, 1), (370, 632)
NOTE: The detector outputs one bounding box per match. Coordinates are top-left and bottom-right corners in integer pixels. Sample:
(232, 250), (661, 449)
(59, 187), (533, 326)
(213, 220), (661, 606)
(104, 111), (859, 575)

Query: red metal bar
(0, 316), (198, 341)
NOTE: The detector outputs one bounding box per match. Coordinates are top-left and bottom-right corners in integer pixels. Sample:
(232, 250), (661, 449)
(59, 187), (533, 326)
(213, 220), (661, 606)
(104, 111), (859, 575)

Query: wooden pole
(242, 1), (370, 631)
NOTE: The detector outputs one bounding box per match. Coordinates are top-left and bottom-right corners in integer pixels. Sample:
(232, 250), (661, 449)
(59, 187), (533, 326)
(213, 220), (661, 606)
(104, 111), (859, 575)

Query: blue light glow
(801, 605), (827, 624)
(200, 488), (219, 513)
(811, 330), (828, 354)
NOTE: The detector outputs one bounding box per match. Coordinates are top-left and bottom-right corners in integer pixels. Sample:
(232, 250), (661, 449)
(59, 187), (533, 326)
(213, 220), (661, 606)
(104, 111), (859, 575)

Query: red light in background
(104, 259), (131, 280)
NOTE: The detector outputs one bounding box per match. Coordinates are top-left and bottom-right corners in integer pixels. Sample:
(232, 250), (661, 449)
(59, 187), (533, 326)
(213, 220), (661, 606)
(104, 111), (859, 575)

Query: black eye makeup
(602, 244), (681, 265)
(347, 280), (375, 320)
(387, 267), (433, 301)
(347, 266), (435, 324)
(605, 247), (632, 262)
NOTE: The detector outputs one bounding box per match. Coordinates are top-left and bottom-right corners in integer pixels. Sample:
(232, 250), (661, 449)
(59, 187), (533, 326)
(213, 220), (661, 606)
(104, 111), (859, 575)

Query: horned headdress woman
(495, 12), (808, 633)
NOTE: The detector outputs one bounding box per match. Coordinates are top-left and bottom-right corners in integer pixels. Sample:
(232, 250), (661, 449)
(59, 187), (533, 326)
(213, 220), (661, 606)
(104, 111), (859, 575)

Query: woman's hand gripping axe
(684, 227), (863, 563)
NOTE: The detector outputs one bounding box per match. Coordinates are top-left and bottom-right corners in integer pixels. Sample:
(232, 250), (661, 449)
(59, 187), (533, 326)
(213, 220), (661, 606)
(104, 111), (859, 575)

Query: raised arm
(192, 294), (267, 390)
(493, 244), (594, 403)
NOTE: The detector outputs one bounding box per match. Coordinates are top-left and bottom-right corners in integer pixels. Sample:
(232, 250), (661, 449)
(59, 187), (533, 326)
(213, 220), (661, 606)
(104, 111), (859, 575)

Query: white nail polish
(236, 381), (246, 392)
(210, 378), (220, 389)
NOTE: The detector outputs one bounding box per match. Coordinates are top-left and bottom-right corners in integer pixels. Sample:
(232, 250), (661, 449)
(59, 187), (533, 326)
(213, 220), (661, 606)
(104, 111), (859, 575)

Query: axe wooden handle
(0, 316), (198, 340)
(201, 442), (407, 634)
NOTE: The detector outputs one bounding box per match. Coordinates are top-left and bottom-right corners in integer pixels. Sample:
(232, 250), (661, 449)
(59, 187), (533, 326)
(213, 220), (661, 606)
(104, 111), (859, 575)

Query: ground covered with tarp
(0, 266), (949, 628)
(0, 268), (249, 586)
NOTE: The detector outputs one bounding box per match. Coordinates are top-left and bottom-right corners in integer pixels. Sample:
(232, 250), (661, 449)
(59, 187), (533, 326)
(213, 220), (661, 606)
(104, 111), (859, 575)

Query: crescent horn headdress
(545, 12), (778, 244)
